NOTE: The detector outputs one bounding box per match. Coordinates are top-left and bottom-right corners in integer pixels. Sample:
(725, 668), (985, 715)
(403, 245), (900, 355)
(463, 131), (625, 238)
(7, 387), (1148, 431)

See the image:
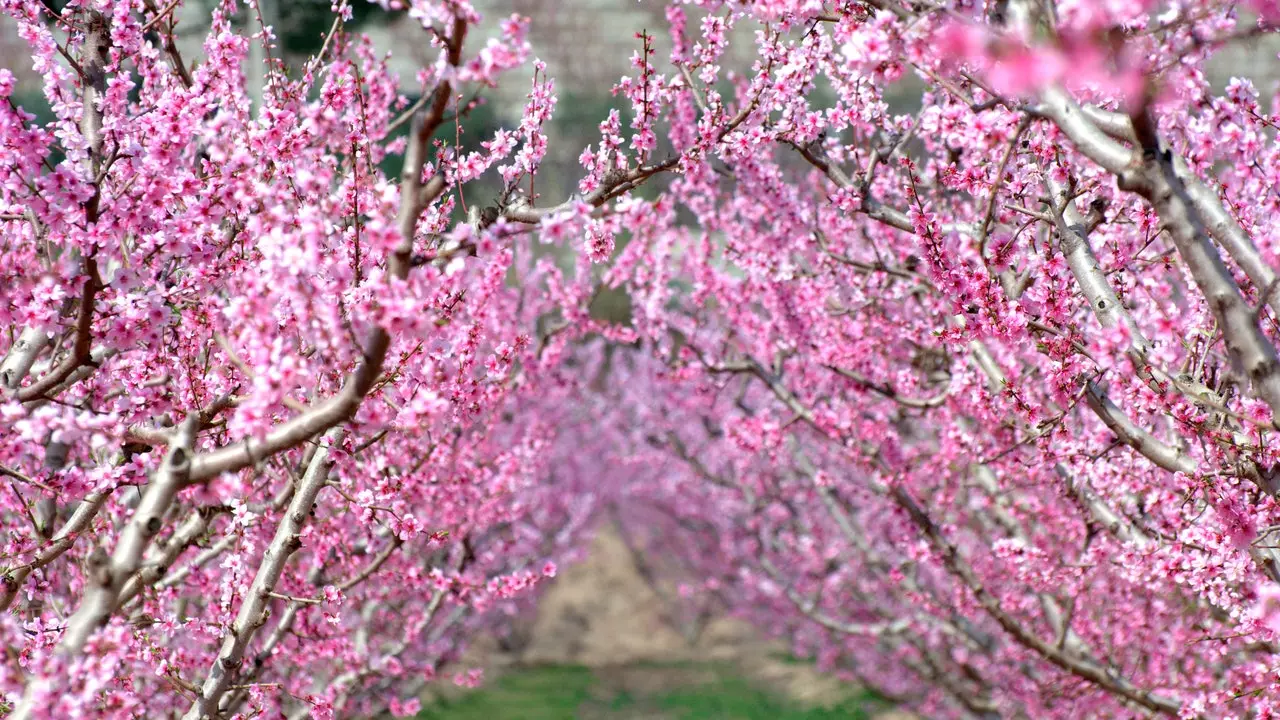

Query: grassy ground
(416, 662), (887, 719)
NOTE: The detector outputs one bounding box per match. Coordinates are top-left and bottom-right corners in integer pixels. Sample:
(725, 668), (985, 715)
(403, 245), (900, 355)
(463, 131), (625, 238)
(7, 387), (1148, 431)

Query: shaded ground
(417, 528), (915, 718)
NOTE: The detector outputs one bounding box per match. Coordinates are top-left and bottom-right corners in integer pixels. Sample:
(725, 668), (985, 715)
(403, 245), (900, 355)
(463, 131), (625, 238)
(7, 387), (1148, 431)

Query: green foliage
(268, 1), (403, 57)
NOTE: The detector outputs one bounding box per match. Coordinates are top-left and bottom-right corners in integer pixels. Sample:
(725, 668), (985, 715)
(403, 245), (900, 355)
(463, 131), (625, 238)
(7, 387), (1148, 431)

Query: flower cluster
(4, 0), (1280, 718)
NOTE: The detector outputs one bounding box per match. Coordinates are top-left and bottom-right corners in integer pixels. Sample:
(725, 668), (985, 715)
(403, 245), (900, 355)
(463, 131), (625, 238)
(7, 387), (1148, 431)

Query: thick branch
(0, 491), (111, 612)
(0, 328), (49, 393)
(182, 429), (340, 720)
(1074, 104), (1280, 318)
(184, 19), (466, 485)
(1041, 89), (1280, 424)
(59, 415), (197, 654)
(891, 485), (1185, 716)
(15, 12), (109, 402)
(116, 508), (216, 607)
(1084, 382), (1196, 475)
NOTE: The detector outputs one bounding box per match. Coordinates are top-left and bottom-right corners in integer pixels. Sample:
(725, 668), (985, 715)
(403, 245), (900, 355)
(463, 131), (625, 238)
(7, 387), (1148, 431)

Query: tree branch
(182, 429), (340, 720)
(55, 415), (197, 655)
(183, 18), (467, 486)
(1040, 88), (1280, 424)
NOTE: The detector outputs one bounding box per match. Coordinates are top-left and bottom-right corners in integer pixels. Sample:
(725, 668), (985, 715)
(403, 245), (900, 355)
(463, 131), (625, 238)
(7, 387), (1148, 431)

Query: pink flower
(1258, 583), (1280, 635)
(1216, 499), (1257, 551)
(389, 698), (422, 717)
(453, 668), (484, 688)
(1246, 0), (1280, 22)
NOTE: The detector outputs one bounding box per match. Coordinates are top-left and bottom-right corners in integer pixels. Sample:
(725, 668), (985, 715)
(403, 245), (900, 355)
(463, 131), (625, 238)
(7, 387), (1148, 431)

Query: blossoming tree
(3, 0), (1280, 717)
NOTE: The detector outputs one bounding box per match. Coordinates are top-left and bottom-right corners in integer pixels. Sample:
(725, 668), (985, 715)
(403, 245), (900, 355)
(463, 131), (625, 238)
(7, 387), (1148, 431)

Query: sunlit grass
(417, 664), (596, 720)
(415, 662), (886, 719)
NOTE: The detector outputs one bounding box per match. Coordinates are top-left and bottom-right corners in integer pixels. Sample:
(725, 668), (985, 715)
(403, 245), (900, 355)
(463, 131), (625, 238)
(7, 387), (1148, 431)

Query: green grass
(654, 674), (878, 719)
(415, 662), (884, 719)
(416, 664), (597, 720)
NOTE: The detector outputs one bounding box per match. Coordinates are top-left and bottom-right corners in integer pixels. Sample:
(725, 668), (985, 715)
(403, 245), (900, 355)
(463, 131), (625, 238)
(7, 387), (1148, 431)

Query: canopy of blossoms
(2, 0), (1280, 718)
